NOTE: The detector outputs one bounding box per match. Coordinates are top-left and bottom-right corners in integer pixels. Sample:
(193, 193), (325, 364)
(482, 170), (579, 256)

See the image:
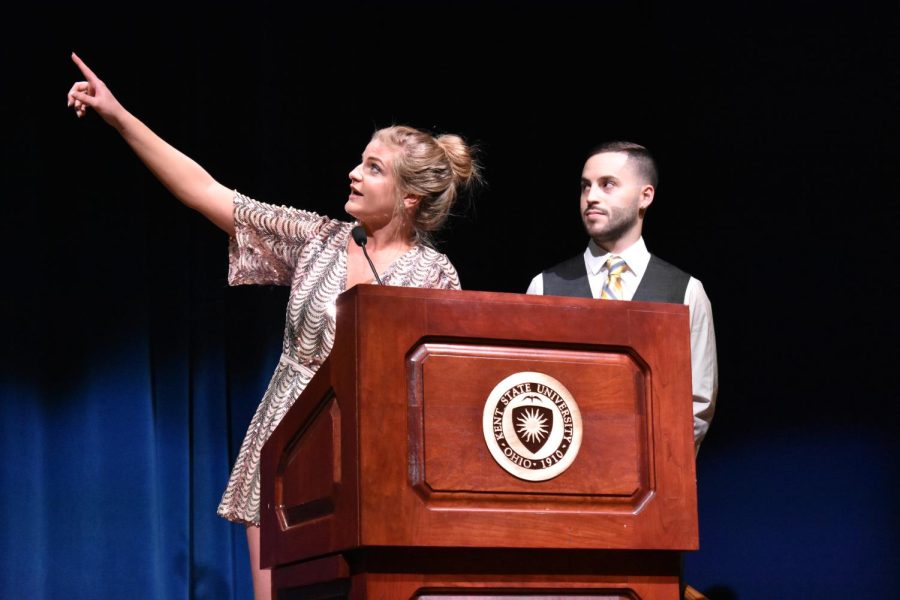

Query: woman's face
(346, 139), (406, 229)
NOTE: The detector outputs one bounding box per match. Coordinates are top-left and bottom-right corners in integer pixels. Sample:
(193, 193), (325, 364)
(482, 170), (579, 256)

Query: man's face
(579, 151), (654, 251)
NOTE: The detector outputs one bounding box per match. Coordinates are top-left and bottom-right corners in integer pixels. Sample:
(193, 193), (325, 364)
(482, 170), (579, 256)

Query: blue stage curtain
(0, 168), (280, 598)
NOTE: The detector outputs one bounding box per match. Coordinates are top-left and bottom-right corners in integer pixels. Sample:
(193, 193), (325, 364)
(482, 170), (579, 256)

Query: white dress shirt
(527, 238), (718, 453)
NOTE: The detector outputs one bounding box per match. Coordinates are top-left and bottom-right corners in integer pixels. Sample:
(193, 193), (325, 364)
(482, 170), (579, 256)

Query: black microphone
(351, 225), (384, 285)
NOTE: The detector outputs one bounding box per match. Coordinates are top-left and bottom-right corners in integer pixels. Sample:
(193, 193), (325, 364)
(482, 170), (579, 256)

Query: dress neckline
(342, 225), (421, 289)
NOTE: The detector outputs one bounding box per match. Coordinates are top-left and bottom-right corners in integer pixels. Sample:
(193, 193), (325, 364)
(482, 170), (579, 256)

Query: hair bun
(436, 134), (479, 188)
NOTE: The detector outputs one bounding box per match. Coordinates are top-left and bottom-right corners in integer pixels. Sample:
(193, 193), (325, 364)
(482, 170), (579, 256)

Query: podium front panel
(262, 286), (698, 568)
(411, 343), (650, 507)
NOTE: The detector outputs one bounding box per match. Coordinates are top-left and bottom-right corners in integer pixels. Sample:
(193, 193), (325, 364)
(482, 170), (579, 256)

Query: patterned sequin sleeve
(423, 248), (462, 291)
(228, 191), (341, 286)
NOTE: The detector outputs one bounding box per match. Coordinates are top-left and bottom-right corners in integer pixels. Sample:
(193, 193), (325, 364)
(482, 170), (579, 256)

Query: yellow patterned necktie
(600, 255), (628, 300)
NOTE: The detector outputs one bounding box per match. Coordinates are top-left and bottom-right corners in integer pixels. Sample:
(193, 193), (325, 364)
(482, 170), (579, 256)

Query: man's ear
(638, 184), (654, 218)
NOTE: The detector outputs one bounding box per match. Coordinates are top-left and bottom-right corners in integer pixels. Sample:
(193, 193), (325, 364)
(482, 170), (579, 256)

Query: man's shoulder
(542, 253), (586, 279)
(540, 253), (592, 298)
(646, 254), (692, 279)
(634, 254), (693, 304)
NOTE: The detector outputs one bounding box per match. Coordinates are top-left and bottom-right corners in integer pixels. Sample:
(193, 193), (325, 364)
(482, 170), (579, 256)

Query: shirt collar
(584, 237), (651, 278)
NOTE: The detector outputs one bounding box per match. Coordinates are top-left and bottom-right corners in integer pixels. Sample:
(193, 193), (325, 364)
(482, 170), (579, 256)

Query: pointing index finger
(71, 52), (99, 83)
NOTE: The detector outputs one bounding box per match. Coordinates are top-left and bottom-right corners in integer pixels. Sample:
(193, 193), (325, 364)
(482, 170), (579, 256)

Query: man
(526, 141), (718, 452)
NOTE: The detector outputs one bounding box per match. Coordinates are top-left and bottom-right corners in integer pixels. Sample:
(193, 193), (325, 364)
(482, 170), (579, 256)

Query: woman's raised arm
(67, 52), (235, 235)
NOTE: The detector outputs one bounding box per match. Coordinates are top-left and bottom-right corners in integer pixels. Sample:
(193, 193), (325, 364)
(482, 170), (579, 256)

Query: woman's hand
(67, 52), (126, 127)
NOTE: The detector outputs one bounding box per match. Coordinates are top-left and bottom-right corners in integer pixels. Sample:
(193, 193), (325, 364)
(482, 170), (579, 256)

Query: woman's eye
(369, 164), (381, 174)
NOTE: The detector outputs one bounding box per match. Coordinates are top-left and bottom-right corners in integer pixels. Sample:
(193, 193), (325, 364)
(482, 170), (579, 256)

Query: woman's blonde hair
(372, 125), (480, 245)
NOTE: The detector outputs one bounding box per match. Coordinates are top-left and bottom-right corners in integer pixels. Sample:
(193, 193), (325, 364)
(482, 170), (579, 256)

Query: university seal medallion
(481, 371), (583, 481)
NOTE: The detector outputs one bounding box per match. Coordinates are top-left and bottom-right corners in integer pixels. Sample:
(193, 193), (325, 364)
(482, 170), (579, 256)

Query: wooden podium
(260, 285), (697, 599)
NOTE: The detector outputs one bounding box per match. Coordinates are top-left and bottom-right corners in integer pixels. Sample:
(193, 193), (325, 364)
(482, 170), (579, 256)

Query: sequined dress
(217, 192), (461, 525)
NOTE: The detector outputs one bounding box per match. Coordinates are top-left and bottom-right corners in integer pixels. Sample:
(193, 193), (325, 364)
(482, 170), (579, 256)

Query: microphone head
(351, 225), (368, 247)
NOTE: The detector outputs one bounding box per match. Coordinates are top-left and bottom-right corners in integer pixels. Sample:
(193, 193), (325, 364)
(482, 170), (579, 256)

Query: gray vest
(542, 253), (690, 304)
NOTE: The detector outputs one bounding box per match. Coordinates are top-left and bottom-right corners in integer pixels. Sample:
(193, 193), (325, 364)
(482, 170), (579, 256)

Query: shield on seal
(511, 402), (553, 454)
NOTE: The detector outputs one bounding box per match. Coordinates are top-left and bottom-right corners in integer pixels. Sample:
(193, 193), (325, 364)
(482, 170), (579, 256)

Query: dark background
(2, 1), (898, 598)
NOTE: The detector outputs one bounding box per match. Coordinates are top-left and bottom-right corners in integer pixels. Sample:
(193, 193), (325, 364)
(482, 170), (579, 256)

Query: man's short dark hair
(588, 141), (658, 188)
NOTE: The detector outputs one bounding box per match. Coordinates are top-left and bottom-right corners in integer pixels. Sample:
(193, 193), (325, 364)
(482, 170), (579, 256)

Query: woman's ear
(403, 194), (422, 211)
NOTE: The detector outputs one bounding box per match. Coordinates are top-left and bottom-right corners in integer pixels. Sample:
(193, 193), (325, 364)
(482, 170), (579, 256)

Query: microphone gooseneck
(350, 225), (384, 285)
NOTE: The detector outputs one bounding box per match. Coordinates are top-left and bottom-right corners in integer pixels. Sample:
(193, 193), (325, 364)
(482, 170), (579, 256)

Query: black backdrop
(2, 1), (898, 598)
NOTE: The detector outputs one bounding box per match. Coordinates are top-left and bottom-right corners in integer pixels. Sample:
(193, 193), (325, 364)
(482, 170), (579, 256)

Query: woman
(67, 52), (478, 599)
